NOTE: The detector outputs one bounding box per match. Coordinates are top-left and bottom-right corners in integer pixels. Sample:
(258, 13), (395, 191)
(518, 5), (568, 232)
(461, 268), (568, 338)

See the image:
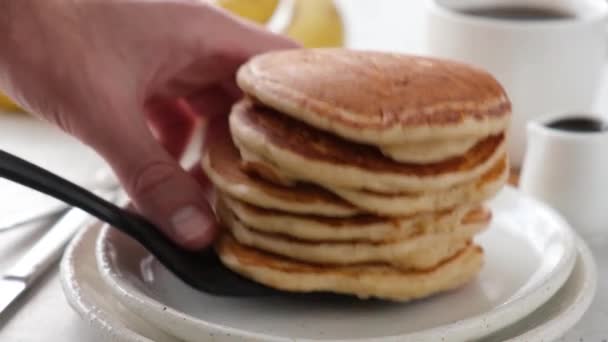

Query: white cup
(425, 0), (608, 166)
(520, 114), (608, 237)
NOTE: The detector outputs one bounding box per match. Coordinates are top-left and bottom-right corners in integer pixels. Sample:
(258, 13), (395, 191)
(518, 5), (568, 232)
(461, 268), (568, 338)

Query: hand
(0, 0), (297, 250)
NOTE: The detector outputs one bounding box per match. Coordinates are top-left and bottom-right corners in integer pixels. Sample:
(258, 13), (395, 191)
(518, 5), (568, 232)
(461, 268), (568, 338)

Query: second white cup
(426, 0), (608, 166)
(520, 114), (608, 238)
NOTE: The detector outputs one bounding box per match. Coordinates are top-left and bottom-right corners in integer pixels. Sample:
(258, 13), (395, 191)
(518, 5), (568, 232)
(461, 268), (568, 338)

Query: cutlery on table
(0, 202), (67, 233)
(0, 207), (97, 316)
(0, 149), (275, 297)
(0, 168), (118, 233)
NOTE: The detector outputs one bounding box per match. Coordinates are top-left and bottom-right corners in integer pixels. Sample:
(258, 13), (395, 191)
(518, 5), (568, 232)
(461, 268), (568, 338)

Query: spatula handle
(0, 150), (122, 222)
(0, 149), (172, 248)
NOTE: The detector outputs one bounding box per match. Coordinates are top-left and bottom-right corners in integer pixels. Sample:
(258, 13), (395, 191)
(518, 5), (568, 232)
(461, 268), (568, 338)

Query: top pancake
(237, 49), (511, 145)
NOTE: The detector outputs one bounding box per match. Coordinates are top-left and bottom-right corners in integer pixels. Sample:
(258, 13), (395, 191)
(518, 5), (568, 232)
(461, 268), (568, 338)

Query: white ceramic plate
(94, 187), (578, 341)
(60, 220), (596, 342)
(60, 223), (179, 342)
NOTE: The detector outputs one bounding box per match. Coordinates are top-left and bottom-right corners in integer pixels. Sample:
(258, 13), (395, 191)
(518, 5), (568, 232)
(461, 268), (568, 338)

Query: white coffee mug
(520, 114), (608, 237)
(425, 0), (608, 166)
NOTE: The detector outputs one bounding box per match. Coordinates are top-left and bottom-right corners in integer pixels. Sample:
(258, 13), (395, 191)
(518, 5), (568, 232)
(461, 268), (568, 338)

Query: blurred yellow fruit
(214, 0), (279, 24)
(286, 0), (344, 48)
(0, 91), (22, 112)
(215, 0), (344, 48)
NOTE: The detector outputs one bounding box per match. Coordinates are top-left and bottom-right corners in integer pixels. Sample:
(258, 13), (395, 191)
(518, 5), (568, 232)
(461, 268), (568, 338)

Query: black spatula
(0, 149), (276, 297)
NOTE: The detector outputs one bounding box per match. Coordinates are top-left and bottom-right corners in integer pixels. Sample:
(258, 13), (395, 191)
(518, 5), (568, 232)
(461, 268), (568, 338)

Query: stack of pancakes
(203, 49), (511, 301)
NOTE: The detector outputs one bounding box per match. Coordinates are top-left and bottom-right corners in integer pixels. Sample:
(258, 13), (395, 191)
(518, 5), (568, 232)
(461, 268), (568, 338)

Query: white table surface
(1, 1), (608, 341)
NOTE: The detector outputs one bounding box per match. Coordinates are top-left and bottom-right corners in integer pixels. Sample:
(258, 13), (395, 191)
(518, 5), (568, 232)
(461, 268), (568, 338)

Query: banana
(287, 0), (344, 48)
(0, 92), (22, 112)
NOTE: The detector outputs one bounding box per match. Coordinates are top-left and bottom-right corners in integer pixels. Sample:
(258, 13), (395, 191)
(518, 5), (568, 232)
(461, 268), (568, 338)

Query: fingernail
(171, 206), (211, 244)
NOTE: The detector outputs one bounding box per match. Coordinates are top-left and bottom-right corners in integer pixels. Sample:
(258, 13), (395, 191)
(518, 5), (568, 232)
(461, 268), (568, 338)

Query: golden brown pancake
(237, 143), (296, 186)
(237, 49), (511, 145)
(331, 156), (508, 215)
(216, 234), (484, 301)
(230, 99), (506, 192)
(202, 130), (361, 217)
(219, 204), (489, 269)
(379, 136), (480, 163)
(218, 195), (472, 242)
(239, 147), (508, 216)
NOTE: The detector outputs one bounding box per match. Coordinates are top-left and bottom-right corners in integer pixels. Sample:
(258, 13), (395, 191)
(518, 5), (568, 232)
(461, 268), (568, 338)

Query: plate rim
(60, 223), (178, 342)
(504, 237), (597, 341)
(96, 187), (579, 341)
(60, 217), (595, 342)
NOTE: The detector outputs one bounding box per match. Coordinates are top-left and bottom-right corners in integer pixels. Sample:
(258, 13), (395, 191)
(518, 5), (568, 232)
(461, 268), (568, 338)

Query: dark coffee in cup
(461, 6), (575, 20)
(546, 117), (607, 132)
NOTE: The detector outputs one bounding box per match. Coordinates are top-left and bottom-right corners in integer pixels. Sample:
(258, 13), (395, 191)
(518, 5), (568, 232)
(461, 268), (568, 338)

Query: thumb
(87, 109), (217, 251)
